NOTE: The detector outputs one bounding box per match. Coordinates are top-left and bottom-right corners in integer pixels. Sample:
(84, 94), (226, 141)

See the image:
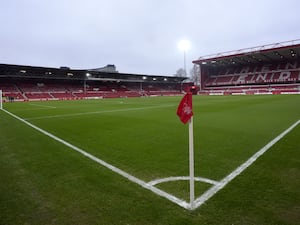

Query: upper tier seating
(204, 61), (300, 87)
(1, 80), (181, 101)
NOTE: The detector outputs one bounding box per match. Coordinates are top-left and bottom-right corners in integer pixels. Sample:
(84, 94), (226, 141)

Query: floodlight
(178, 40), (191, 51)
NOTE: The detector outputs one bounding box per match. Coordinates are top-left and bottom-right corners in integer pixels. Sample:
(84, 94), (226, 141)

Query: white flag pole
(189, 116), (195, 209)
(0, 90), (2, 110)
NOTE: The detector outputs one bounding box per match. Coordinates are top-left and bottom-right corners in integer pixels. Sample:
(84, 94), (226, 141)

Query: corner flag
(176, 92), (193, 124)
(176, 92), (195, 209)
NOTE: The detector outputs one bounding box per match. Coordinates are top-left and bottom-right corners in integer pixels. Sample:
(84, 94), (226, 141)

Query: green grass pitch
(0, 95), (299, 224)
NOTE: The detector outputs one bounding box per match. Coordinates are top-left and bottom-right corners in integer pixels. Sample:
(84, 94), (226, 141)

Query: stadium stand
(2, 40), (299, 103)
(193, 39), (300, 95)
(0, 65), (186, 102)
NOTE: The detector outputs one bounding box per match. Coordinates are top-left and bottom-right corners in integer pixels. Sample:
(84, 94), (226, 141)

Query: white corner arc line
(2, 109), (190, 210)
(148, 176), (220, 186)
(194, 119), (300, 209)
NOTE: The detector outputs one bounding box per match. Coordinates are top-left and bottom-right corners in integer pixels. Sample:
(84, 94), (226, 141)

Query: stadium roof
(193, 39), (300, 66)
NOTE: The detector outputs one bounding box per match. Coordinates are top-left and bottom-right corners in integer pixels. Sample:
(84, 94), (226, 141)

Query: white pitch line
(148, 176), (220, 186)
(194, 119), (300, 209)
(24, 104), (175, 121)
(2, 109), (190, 210)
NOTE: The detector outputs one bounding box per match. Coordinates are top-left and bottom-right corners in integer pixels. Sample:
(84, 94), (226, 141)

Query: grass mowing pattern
(0, 95), (299, 224)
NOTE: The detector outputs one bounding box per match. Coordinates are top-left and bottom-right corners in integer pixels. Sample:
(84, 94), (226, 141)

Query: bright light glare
(178, 40), (191, 51)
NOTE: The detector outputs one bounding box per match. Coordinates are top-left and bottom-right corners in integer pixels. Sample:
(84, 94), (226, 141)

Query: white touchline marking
(29, 103), (57, 109)
(24, 104), (175, 120)
(148, 176), (220, 186)
(2, 109), (191, 210)
(194, 119), (300, 209)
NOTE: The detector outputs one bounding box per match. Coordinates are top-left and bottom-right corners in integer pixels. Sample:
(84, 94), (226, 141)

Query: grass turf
(0, 95), (299, 224)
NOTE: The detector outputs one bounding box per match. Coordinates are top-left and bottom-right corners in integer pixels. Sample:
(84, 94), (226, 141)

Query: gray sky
(1, 0), (300, 76)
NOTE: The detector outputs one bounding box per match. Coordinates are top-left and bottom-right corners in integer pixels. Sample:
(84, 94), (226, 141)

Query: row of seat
(201, 84), (300, 95)
(215, 61), (300, 76)
(205, 70), (300, 86)
(0, 81), (182, 101)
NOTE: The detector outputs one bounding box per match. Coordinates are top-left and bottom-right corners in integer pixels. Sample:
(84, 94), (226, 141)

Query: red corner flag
(177, 92), (193, 124)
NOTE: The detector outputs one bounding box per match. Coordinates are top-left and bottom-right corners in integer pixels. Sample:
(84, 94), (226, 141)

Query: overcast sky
(1, 0), (300, 76)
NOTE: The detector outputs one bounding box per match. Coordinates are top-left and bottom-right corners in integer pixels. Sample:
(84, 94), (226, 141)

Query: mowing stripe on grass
(24, 104), (175, 120)
(194, 119), (300, 209)
(29, 103), (57, 109)
(2, 109), (191, 210)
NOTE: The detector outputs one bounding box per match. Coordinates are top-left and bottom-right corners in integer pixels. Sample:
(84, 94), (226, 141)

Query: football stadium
(1, 40), (300, 224)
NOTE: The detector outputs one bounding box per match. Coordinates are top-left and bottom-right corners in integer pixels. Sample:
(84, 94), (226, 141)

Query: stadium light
(178, 40), (191, 76)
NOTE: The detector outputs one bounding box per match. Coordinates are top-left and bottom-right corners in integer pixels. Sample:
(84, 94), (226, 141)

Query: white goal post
(0, 90), (2, 110)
